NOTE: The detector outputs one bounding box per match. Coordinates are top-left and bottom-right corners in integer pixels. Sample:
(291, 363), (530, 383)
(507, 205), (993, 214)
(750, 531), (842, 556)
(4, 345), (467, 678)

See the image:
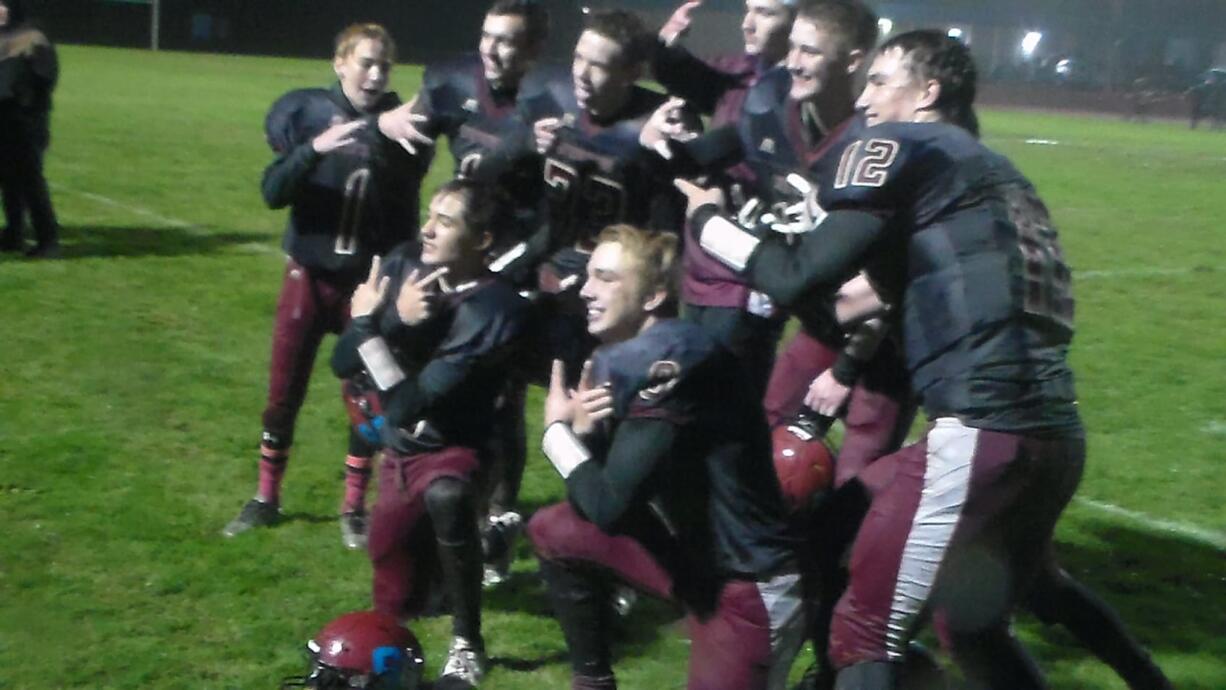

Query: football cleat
(481, 511), (523, 588)
(439, 636), (487, 686)
(222, 498), (280, 537)
(340, 510), (368, 550)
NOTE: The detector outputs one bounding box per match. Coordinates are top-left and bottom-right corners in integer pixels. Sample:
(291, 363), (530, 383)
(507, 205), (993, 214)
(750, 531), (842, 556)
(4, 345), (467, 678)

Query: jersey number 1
(336, 168), (372, 256)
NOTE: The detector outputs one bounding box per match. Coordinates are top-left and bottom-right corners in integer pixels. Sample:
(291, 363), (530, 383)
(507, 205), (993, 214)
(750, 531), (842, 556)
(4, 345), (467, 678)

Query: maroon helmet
(772, 412), (836, 511)
(281, 611), (423, 689)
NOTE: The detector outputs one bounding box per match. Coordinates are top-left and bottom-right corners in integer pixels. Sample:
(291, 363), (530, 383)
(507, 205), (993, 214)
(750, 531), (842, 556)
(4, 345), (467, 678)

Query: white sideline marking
(1201, 420), (1226, 437)
(1078, 267), (1201, 280)
(53, 184), (202, 232)
(1075, 497), (1226, 550)
(1025, 138), (1061, 145)
(55, 184), (282, 254)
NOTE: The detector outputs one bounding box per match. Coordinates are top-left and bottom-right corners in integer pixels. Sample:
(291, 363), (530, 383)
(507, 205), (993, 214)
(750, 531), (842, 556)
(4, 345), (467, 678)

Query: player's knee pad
(424, 478), (474, 544)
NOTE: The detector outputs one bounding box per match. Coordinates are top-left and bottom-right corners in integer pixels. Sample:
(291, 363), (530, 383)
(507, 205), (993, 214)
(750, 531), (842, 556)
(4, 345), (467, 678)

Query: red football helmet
(281, 611), (423, 689)
(772, 412), (836, 511)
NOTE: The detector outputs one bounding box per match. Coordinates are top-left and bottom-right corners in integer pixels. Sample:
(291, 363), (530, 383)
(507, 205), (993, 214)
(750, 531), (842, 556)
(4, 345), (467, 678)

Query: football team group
(203, 1), (1174, 689)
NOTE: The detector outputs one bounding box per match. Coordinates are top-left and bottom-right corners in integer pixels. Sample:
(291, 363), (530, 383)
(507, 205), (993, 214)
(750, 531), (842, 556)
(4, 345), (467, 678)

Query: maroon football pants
(260, 259), (355, 444)
(529, 503), (805, 690)
(763, 330), (914, 487)
(368, 447), (481, 619)
(828, 419), (1085, 674)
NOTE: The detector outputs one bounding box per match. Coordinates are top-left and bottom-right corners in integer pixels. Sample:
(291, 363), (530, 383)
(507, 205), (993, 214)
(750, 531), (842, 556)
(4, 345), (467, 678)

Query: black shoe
(24, 243), (61, 259)
(222, 498), (281, 537)
(0, 233), (22, 252)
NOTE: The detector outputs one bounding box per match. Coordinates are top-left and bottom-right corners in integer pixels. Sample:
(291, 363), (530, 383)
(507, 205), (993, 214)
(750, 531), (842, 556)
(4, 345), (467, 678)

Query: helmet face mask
(281, 612), (424, 690)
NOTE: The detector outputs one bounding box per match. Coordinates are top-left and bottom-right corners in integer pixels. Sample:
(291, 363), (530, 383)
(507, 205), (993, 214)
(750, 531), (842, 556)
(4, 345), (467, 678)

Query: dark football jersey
(517, 70), (681, 281)
(727, 67), (862, 342)
(331, 243), (531, 453)
(795, 121), (1080, 432)
(577, 320), (798, 588)
(262, 84), (430, 278)
(414, 54), (541, 247)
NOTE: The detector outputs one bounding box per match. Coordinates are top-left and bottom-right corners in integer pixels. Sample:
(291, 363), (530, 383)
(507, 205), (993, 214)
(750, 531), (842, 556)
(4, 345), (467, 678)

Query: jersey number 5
(833, 138), (900, 189)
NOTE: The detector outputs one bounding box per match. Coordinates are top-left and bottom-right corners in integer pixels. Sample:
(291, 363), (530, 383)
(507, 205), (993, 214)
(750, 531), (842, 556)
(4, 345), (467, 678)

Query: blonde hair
(595, 225), (680, 314)
(334, 23), (397, 63)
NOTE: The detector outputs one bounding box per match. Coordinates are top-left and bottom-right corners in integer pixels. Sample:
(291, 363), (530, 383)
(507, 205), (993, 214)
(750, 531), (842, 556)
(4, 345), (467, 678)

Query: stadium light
(947, 27), (964, 40)
(878, 18), (893, 38)
(1021, 31), (1043, 58)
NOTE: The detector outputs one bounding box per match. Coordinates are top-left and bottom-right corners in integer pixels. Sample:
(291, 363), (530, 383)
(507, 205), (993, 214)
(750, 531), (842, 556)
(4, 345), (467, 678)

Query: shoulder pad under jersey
(743, 66), (790, 115)
(264, 88), (337, 155)
(518, 63), (576, 122)
(589, 320), (719, 417)
(815, 120), (962, 215)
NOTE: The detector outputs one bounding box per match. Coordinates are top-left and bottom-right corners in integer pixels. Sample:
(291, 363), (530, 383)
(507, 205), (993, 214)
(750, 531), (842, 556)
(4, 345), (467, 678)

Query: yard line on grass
(52, 183), (204, 233)
(1075, 497), (1226, 550)
(1078, 267), (1205, 280)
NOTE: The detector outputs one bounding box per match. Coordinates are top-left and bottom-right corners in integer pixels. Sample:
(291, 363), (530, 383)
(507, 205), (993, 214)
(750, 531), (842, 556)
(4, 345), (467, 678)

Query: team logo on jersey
(639, 360), (682, 402)
(759, 138), (776, 154)
(463, 98), (479, 113)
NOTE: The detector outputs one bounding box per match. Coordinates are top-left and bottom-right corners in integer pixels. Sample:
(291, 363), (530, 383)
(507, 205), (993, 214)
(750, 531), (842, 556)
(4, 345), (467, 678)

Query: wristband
(358, 336), (406, 390)
(697, 211), (760, 272)
(542, 422), (592, 479)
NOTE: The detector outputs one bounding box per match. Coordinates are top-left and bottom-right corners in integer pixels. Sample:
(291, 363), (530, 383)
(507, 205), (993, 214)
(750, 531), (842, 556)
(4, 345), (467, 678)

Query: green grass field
(1, 45), (1223, 689)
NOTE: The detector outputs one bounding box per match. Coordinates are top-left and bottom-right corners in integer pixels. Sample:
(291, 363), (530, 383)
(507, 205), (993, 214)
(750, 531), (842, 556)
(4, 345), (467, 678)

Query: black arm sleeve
(700, 207), (888, 307)
(652, 42), (736, 115)
(565, 417), (677, 532)
(831, 317), (890, 386)
(260, 142), (321, 209)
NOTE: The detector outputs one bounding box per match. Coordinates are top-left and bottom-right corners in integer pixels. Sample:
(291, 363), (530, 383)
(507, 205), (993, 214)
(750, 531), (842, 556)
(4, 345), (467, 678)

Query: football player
(378, 0), (552, 588)
(651, 0), (799, 400)
(222, 24), (432, 549)
(528, 224), (804, 690)
(331, 179), (531, 688)
(682, 29), (1170, 690)
(507, 9), (692, 387)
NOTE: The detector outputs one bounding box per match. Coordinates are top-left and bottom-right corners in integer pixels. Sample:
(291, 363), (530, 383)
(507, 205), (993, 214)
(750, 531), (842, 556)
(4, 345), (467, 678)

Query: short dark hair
(433, 178), (510, 246)
(879, 29), (980, 137)
(796, 0), (879, 55)
(583, 9), (652, 67)
(487, 0), (550, 48)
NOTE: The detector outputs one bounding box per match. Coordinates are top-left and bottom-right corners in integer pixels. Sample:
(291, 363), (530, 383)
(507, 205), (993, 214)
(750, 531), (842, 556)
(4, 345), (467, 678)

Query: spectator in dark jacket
(0, 0), (60, 258)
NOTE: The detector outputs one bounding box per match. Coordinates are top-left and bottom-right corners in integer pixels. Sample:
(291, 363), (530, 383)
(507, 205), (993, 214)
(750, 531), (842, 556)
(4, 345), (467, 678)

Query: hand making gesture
(545, 359), (614, 435)
(395, 266), (449, 325)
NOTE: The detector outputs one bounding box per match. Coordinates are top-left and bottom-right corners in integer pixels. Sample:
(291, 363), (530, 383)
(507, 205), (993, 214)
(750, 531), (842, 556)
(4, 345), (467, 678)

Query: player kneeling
(331, 180), (531, 688)
(528, 225), (804, 690)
